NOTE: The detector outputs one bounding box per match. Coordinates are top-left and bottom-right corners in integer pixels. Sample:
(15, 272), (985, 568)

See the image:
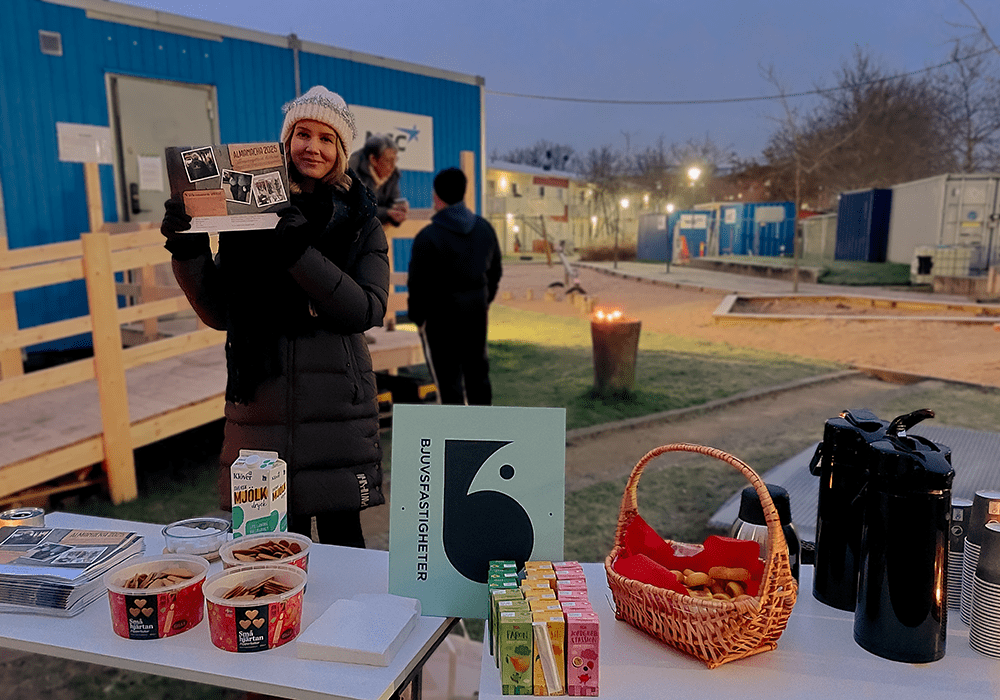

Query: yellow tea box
(532, 611), (566, 696)
(525, 560), (554, 572)
(527, 594), (560, 609)
(230, 449), (287, 537)
(499, 611), (534, 695)
(526, 570), (558, 585)
(521, 579), (553, 594)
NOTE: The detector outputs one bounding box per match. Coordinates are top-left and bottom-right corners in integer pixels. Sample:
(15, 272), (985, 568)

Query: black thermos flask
(810, 409), (890, 611)
(853, 409), (953, 663)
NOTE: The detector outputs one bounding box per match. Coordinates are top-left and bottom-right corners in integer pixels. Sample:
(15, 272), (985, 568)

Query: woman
(160, 86), (389, 547)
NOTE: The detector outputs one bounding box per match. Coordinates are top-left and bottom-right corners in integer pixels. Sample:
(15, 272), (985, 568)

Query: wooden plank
(122, 327), (224, 369)
(110, 244), (172, 273)
(0, 233), (23, 379)
(2, 239), (82, 268)
(0, 438), (104, 500)
(81, 231), (137, 504)
(0, 314), (93, 352)
(131, 395), (225, 448)
(84, 162), (104, 235)
(117, 296), (191, 326)
(0, 358), (95, 405)
(0, 258), (84, 294)
(461, 150), (476, 211)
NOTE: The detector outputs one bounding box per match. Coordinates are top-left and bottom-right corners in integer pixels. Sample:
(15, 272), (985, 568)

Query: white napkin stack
(296, 593), (421, 666)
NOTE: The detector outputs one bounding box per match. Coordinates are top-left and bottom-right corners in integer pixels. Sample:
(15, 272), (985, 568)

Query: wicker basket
(604, 443), (798, 669)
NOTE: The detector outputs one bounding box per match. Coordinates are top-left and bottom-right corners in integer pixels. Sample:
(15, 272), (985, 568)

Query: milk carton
(230, 449), (287, 537)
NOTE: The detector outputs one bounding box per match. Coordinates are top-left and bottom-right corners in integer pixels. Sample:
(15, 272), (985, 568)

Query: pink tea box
(566, 610), (599, 697)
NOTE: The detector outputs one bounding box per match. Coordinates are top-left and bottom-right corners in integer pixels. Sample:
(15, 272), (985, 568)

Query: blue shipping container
(835, 189), (892, 262)
(718, 202), (795, 257)
(637, 213), (672, 262)
(2, 0), (484, 349)
(671, 210), (713, 259)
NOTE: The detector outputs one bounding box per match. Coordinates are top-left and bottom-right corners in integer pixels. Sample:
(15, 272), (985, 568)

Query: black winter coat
(171, 181), (390, 517)
(406, 202), (502, 327)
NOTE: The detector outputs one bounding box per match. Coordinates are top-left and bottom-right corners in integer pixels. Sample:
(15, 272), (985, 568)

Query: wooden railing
(0, 223), (224, 504)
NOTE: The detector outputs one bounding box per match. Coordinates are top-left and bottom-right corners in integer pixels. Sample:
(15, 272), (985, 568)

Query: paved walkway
(575, 259), (978, 304)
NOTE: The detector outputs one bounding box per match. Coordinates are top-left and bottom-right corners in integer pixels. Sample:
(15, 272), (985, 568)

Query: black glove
(274, 205), (315, 266)
(161, 198), (209, 260)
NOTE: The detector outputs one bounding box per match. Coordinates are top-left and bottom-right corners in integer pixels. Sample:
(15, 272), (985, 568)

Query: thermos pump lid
(737, 483), (792, 526)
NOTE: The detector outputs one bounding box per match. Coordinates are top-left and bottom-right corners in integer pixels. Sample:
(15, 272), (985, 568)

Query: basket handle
(612, 443), (786, 555)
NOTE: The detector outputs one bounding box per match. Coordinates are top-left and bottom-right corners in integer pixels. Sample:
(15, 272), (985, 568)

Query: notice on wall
(137, 155), (164, 192)
(56, 123), (114, 164)
(349, 105), (434, 173)
(388, 405), (566, 618)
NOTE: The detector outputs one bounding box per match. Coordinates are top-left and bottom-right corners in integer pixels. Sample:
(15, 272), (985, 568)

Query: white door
(110, 75), (218, 223)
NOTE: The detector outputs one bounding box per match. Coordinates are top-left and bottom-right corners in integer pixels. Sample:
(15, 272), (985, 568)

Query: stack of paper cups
(962, 490), (1000, 625)
(949, 498), (973, 609)
(970, 522), (1000, 657)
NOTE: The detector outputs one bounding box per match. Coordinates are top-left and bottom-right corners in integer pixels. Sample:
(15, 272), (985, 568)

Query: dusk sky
(117, 0), (999, 164)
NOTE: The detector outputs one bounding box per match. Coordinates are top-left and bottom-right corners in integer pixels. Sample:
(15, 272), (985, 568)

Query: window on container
(538, 186), (545, 198)
(512, 182), (521, 197)
(487, 180), (496, 196)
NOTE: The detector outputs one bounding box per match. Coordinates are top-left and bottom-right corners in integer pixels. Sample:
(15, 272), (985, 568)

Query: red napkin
(613, 515), (765, 595)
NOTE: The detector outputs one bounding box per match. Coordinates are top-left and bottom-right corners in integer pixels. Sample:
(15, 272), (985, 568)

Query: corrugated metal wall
(834, 189), (891, 262)
(717, 203), (795, 257)
(3, 0), (482, 345)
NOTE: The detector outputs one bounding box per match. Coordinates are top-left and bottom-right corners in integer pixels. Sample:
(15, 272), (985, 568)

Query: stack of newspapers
(0, 525), (144, 616)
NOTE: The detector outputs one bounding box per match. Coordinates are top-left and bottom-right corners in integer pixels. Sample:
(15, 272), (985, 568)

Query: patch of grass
(816, 259), (912, 286)
(705, 255), (912, 286)
(489, 305), (839, 429)
(874, 382), (1000, 432)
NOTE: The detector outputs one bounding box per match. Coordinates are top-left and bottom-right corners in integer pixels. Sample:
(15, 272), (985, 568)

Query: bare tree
(762, 47), (949, 209)
(581, 145), (629, 267)
(933, 37), (1000, 172)
(762, 62), (874, 291)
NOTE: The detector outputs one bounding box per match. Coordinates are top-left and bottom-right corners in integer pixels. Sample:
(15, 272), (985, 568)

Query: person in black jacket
(160, 86), (389, 548)
(407, 167), (502, 405)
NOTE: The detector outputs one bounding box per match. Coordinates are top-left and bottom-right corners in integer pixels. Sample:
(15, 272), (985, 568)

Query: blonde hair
(284, 125), (353, 192)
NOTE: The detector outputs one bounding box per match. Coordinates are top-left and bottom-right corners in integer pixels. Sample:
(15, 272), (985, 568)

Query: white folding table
(478, 562), (1000, 698)
(0, 512), (457, 700)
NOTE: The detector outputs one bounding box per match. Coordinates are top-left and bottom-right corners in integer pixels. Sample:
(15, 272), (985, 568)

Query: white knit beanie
(280, 86), (357, 153)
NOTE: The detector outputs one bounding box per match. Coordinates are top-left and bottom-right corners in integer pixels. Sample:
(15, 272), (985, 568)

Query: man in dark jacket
(348, 134), (408, 227)
(407, 167), (502, 405)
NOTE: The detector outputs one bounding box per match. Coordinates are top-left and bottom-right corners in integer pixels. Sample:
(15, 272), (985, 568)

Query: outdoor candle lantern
(590, 309), (641, 396)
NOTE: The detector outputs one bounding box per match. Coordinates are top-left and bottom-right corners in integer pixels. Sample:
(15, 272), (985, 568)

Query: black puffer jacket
(171, 180), (389, 516)
(406, 202), (502, 327)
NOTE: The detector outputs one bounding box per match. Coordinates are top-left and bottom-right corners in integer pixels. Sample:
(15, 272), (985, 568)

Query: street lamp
(666, 203), (675, 213)
(687, 166), (702, 185)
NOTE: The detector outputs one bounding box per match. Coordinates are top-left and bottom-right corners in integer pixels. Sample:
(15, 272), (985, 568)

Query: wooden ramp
(0, 203), (428, 508)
